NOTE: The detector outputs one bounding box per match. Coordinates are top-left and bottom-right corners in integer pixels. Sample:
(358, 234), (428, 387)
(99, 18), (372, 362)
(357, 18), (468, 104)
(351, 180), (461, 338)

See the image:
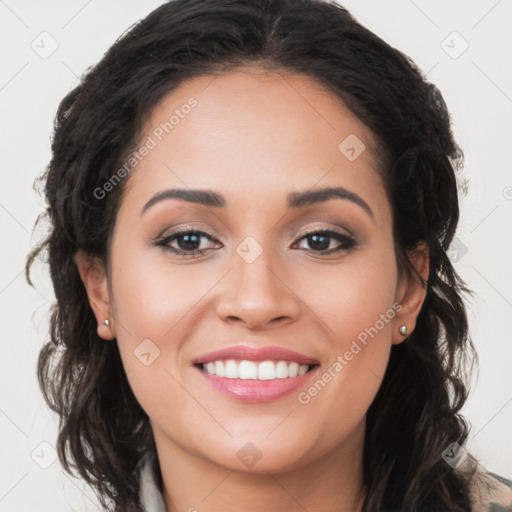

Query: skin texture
(75, 66), (429, 512)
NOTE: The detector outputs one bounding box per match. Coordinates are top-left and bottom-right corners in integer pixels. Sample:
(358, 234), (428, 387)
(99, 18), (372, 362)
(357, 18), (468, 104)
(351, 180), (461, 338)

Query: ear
(391, 241), (429, 345)
(74, 249), (116, 340)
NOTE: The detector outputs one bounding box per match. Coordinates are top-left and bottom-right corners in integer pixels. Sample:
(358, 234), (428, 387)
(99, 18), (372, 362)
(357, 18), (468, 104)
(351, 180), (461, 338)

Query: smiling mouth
(194, 359), (319, 380)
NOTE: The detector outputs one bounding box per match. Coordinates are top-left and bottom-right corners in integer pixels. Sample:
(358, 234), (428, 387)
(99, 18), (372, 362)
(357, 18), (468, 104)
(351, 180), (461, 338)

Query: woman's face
(79, 66), (426, 473)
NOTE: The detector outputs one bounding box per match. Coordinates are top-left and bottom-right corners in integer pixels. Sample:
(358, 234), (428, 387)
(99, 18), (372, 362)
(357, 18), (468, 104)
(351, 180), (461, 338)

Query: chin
(193, 433), (317, 474)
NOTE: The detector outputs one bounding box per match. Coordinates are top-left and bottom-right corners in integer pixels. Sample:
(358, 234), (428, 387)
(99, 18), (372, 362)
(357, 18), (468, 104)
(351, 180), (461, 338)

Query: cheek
(111, 244), (214, 342)
(108, 243), (222, 412)
(299, 247), (398, 346)
(292, 248), (397, 434)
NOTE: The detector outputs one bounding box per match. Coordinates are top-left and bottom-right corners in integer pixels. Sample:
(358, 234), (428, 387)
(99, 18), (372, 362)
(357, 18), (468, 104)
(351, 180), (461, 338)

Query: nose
(216, 246), (300, 330)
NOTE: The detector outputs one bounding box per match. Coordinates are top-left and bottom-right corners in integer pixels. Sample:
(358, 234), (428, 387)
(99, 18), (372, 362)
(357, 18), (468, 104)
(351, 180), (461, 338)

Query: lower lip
(195, 365), (320, 403)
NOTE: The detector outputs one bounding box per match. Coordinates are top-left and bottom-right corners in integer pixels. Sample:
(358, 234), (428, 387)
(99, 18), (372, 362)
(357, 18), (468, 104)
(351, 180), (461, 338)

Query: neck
(153, 420), (366, 512)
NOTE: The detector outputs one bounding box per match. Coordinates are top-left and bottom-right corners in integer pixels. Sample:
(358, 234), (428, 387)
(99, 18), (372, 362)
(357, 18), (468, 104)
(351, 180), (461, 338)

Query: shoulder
(137, 449), (167, 512)
(455, 456), (512, 512)
(470, 471), (512, 512)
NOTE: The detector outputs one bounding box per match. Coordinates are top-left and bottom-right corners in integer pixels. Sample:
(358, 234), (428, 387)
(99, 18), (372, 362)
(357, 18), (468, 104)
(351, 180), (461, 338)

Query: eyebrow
(287, 187), (374, 219)
(141, 186), (374, 219)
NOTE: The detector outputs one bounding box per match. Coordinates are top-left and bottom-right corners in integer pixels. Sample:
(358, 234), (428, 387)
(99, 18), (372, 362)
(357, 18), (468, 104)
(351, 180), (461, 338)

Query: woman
(25, 0), (512, 510)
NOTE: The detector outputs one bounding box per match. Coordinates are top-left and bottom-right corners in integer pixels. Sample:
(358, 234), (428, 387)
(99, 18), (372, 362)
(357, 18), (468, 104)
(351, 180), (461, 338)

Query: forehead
(119, 66), (387, 216)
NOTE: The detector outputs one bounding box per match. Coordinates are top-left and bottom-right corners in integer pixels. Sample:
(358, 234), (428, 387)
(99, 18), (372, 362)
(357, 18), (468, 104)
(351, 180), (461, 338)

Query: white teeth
(201, 359), (311, 379)
(257, 360), (275, 380)
(214, 361), (225, 377)
(225, 360), (238, 378)
(238, 360), (258, 380)
(288, 362), (299, 378)
(275, 361), (289, 378)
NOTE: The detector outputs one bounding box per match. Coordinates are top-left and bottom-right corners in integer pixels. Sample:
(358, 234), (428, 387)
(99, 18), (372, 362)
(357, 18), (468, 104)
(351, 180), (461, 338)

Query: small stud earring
(399, 325), (408, 336)
(104, 319), (110, 326)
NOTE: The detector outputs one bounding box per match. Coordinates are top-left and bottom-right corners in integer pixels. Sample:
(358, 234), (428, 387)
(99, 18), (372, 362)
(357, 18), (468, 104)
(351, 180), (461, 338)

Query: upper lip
(193, 345), (320, 366)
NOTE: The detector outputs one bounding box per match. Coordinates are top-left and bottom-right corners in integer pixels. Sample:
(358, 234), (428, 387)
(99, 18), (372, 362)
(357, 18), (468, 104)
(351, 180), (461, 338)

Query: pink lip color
(195, 365), (320, 403)
(194, 345), (319, 366)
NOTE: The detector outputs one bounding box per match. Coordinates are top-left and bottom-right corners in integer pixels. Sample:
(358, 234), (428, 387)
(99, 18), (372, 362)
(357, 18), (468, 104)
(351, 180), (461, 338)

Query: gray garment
(138, 450), (167, 512)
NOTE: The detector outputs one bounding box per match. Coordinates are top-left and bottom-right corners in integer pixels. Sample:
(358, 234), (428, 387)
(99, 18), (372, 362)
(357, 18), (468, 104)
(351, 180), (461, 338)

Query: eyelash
(153, 226), (357, 258)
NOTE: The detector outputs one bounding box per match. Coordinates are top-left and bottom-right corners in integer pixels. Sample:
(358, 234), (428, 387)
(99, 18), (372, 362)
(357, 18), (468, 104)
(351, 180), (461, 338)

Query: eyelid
(154, 223), (222, 242)
(293, 223), (355, 241)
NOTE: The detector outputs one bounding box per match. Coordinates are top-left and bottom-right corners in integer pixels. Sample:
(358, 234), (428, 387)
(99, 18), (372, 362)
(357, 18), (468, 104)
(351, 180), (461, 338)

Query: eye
(293, 228), (357, 254)
(153, 226), (357, 258)
(153, 227), (221, 257)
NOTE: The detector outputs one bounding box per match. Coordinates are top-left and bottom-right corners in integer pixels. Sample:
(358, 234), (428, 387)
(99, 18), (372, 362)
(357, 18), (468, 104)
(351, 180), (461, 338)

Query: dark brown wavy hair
(26, 0), (479, 510)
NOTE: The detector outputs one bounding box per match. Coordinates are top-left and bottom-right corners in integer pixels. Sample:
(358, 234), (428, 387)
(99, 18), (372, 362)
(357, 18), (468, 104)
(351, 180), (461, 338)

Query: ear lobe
(392, 242), (429, 345)
(74, 249), (115, 340)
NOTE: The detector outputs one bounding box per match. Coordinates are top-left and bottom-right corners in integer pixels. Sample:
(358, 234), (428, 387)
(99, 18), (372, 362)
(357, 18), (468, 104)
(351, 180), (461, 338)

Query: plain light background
(0, 1), (511, 510)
